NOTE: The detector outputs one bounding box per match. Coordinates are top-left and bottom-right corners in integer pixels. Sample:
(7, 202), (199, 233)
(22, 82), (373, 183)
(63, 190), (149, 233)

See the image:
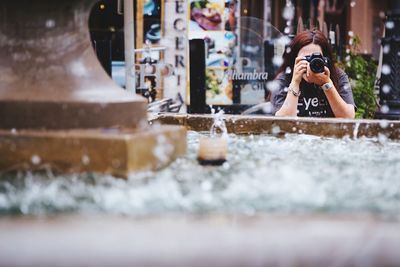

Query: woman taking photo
(271, 29), (356, 118)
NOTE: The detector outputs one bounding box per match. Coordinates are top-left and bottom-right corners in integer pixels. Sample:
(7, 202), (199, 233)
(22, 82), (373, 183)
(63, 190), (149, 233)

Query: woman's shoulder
(334, 67), (353, 92)
(270, 72), (290, 96)
(275, 72), (291, 82)
(335, 67), (349, 80)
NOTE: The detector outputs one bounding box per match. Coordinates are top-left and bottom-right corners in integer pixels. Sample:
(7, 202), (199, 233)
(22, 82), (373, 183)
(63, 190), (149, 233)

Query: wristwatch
(288, 86), (301, 97)
(321, 82), (333, 91)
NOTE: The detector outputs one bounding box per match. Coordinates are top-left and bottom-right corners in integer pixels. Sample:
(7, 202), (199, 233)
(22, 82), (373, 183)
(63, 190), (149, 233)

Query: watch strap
(321, 82), (333, 91)
(288, 86), (301, 97)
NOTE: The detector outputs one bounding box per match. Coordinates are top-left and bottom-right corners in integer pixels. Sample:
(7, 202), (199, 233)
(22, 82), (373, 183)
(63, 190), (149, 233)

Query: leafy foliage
(338, 35), (378, 119)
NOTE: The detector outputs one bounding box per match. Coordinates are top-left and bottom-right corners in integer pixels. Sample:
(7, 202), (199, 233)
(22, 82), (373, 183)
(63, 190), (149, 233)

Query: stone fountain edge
(150, 113), (400, 140)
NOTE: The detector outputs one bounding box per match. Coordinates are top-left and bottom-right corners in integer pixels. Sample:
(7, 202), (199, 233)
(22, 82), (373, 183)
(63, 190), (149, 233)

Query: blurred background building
(88, 0), (388, 61)
(241, 0), (387, 59)
(87, 0), (391, 116)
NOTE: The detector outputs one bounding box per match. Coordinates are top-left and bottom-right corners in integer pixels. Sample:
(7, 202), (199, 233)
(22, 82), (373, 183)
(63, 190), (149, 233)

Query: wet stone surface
(0, 131), (400, 217)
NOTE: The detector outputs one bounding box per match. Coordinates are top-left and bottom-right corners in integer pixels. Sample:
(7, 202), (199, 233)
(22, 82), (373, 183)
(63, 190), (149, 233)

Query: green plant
(338, 35), (378, 119)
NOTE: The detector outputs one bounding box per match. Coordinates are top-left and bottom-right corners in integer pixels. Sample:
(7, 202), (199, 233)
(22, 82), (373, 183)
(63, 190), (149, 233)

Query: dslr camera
(304, 53), (329, 73)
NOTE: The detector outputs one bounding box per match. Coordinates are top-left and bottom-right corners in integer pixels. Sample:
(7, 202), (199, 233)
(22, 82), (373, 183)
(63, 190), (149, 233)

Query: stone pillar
(376, 0), (400, 119)
(0, 0), (147, 129)
(0, 0), (186, 178)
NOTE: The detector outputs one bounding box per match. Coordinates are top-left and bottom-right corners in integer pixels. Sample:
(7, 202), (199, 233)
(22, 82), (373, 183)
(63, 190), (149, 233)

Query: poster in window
(143, 0), (162, 45)
(189, 0), (239, 105)
(189, 0), (225, 31)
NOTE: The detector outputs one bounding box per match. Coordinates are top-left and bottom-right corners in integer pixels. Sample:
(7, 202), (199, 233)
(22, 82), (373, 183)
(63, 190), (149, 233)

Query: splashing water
(353, 122), (360, 139)
(383, 45), (391, 54)
(31, 155), (41, 165)
(381, 105), (390, 114)
(382, 85), (391, 94)
(266, 80), (280, 92)
(282, 3), (295, 20)
(1, 132), (400, 216)
(210, 109), (228, 138)
(382, 64), (391, 75)
(386, 21), (395, 30)
(282, 0), (295, 34)
(272, 56), (284, 67)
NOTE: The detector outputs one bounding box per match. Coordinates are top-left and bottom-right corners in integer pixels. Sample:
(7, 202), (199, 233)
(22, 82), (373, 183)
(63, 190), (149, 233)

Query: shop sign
(162, 0), (187, 101)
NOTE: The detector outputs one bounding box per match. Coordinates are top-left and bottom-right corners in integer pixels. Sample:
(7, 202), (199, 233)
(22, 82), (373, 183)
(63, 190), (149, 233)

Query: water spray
(197, 109), (228, 166)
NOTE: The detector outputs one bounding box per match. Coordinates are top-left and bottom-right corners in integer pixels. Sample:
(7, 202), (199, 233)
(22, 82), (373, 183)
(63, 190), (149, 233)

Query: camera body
(304, 53), (329, 73)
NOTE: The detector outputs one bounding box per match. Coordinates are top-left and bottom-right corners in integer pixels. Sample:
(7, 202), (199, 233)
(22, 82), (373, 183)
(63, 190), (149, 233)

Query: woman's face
(297, 43), (323, 83)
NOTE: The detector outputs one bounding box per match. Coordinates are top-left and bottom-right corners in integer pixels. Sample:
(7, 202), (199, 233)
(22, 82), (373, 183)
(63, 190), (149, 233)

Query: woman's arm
(323, 82), (355, 118)
(275, 57), (308, 117)
(307, 67), (355, 119)
(275, 83), (300, 117)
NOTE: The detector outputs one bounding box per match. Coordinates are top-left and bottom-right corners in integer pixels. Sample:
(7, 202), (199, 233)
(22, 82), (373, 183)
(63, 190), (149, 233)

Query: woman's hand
(306, 66), (331, 86)
(291, 56), (308, 85)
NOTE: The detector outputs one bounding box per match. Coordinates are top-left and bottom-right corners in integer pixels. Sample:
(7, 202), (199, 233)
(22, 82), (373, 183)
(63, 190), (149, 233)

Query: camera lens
(310, 58), (325, 73)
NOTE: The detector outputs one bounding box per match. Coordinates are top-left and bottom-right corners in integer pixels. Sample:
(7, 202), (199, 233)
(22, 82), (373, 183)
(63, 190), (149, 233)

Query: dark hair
(276, 29), (339, 89)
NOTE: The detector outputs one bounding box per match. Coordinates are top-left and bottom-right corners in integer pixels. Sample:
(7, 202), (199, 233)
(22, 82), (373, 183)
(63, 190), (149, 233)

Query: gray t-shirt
(271, 69), (355, 117)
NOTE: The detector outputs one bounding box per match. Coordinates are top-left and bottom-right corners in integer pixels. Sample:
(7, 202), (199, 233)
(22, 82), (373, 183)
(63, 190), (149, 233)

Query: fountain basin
(150, 113), (400, 140)
(1, 128), (399, 215)
(0, 117), (400, 266)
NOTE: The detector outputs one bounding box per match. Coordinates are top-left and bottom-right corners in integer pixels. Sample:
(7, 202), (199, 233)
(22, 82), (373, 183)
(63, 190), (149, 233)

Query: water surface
(1, 131), (399, 216)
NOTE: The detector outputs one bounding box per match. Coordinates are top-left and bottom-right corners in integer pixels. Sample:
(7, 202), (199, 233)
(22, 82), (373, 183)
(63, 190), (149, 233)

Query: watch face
(322, 83), (333, 91)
